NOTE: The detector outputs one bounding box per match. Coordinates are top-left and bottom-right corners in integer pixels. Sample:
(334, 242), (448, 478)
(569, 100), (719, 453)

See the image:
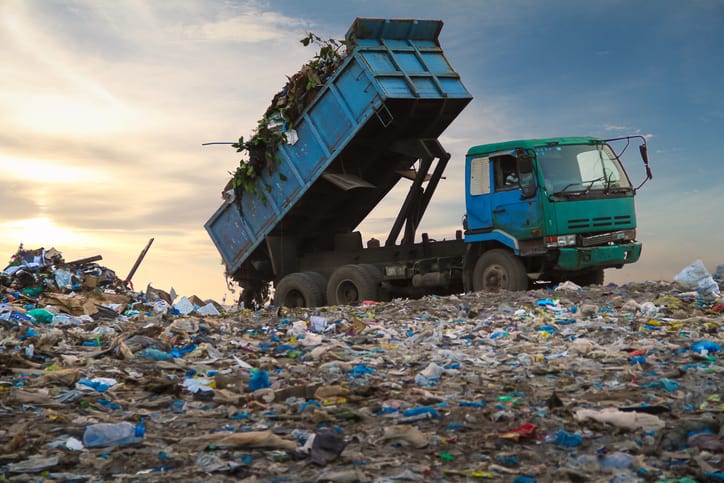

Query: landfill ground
(1, 250), (723, 482)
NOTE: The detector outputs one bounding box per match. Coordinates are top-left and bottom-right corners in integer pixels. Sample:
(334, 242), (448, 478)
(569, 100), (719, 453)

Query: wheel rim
(482, 263), (509, 291)
(282, 289), (305, 308)
(335, 279), (359, 304)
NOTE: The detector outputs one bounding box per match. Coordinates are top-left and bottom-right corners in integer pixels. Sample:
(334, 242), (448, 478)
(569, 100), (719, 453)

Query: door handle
(492, 208), (506, 214)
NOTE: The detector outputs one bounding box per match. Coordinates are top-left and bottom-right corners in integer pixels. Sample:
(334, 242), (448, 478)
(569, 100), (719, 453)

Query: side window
(492, 154), (518, 191)
(469, 156), (490, 195)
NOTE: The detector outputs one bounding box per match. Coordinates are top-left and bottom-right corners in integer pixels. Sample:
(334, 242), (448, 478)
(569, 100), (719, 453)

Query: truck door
(489, 153), (544, 241)
(465, 155), (493, 231)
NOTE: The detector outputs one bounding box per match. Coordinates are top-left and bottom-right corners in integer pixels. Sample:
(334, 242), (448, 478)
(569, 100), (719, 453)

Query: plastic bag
(673, 260), (720, 297)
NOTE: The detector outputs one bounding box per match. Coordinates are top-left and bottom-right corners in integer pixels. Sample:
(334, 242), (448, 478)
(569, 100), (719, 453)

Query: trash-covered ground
(1, 248), (723, 482)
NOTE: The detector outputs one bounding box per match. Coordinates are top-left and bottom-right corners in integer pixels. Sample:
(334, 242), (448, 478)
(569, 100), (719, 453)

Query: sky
(1, 0), (723, 303)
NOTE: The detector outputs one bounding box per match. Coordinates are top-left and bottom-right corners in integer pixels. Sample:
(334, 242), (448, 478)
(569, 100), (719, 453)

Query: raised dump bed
(205, 18), (472, 283)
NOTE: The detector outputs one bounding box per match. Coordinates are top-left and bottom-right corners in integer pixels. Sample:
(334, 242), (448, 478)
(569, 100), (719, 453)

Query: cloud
(0, 0), (316, 136)
(0, 0), (322, 236)
(177, 10), (307, 43)
(0, 181), (38, 221)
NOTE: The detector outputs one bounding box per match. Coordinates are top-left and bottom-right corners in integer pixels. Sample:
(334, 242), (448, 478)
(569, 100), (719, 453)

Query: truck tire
(360, 264), (386, 300)
(326, 264), (380, 306)
(304, 271), (328, 303)
(360, 264), (384, 283)
(274, 272), (325, 308)
(473, 249), (528, 292)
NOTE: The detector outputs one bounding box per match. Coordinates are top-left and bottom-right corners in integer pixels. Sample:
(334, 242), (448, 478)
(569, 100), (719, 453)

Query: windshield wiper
(602, 169), (613, 194)
(601, 170), (632, 195)
(552, 177), (604, 197)
(606, 186), (632, 195)
(553, 183), (582, 197)
(582, 177), (605, 195)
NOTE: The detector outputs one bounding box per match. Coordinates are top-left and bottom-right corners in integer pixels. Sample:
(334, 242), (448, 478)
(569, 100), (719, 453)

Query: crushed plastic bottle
(82, 421), (144, 448)
(543, 429), (583, 447)
(598, 451), (635, 469)
(402, 406), (442, 419)
(138, 347), (174, 361)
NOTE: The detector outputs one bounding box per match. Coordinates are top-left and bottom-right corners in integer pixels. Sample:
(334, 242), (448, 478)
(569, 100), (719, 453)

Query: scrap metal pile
(1, 248), (723, 482)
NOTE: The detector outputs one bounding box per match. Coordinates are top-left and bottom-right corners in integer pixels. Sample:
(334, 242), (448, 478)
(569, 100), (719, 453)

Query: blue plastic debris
(496, 455), (520, 466)
(691, 340), (722, 355)
(402, 406), (441, 419)
(169, 344), (197, 358)
(458, 401), (486, 408)
(78, 378), (111, 392)
(598, 451), (635, 469)
(544, 429), (582, 447)
(350, 364), (376, 377)
(138, 348), (174, 361)
(248, 370), (271, 391)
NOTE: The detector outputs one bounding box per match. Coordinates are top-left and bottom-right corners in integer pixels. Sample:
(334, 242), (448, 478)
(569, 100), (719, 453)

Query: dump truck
(205, 18), (652, 308)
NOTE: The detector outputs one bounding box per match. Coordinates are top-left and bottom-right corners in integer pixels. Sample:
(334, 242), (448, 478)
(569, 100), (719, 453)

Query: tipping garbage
(206, 17), (653, 309)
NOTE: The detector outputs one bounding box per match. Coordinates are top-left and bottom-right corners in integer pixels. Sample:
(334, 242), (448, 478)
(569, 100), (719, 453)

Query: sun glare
(0, 156), (106, 184)
(2, 217), (86, 248)
(14, 94), (141, 137)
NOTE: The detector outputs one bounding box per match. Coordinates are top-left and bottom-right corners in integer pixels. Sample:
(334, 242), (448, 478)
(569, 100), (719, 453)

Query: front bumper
(556, 242), (642, 271)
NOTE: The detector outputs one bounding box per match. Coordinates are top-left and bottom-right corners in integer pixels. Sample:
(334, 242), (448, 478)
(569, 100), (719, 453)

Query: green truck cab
(463, 136), (652, 290)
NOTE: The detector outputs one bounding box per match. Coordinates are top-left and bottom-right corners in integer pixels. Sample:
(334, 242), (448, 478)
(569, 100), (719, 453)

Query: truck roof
(466, 136), (604, 157)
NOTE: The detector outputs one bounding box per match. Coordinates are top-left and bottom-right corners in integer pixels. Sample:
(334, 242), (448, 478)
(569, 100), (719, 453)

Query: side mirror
(516, 149), (537, 199)
(639, 143), (653, 180)
(517, 154), (533, 174)
(639, 143), (649, 165)
(605, 135), (653, 191)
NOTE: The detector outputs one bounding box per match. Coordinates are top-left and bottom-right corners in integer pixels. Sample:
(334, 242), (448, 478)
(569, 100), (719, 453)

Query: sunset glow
(1, 0), (722, 301)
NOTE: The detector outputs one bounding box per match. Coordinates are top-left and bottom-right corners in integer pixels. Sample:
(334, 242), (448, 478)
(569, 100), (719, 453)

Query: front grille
(581, 230), (630, 247)
(568, 215), (631, 231)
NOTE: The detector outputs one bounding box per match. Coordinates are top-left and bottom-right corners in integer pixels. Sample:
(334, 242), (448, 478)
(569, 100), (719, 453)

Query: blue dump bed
(205, 18), (472, 276)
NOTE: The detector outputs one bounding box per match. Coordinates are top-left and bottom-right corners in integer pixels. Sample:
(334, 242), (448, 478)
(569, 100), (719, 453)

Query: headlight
(545, 234), (577, 248)
(622, 229), (636, 241)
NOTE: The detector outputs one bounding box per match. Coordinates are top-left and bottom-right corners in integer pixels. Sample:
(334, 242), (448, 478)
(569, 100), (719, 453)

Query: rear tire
(473, 249), (528, 292)
(304, 272), (328, 304)
(274, 272), (325, 308)
(326, 264), (380, 306)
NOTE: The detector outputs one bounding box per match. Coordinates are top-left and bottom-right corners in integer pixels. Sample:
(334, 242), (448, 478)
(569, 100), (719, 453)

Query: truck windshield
(536, 143), (632, 196)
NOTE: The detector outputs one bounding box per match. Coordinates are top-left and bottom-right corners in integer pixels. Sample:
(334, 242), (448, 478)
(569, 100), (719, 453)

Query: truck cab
(464, 136), (650, 289)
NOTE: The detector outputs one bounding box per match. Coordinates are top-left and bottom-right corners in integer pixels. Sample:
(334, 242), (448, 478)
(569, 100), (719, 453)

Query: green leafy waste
(228, 33), (348, 205)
